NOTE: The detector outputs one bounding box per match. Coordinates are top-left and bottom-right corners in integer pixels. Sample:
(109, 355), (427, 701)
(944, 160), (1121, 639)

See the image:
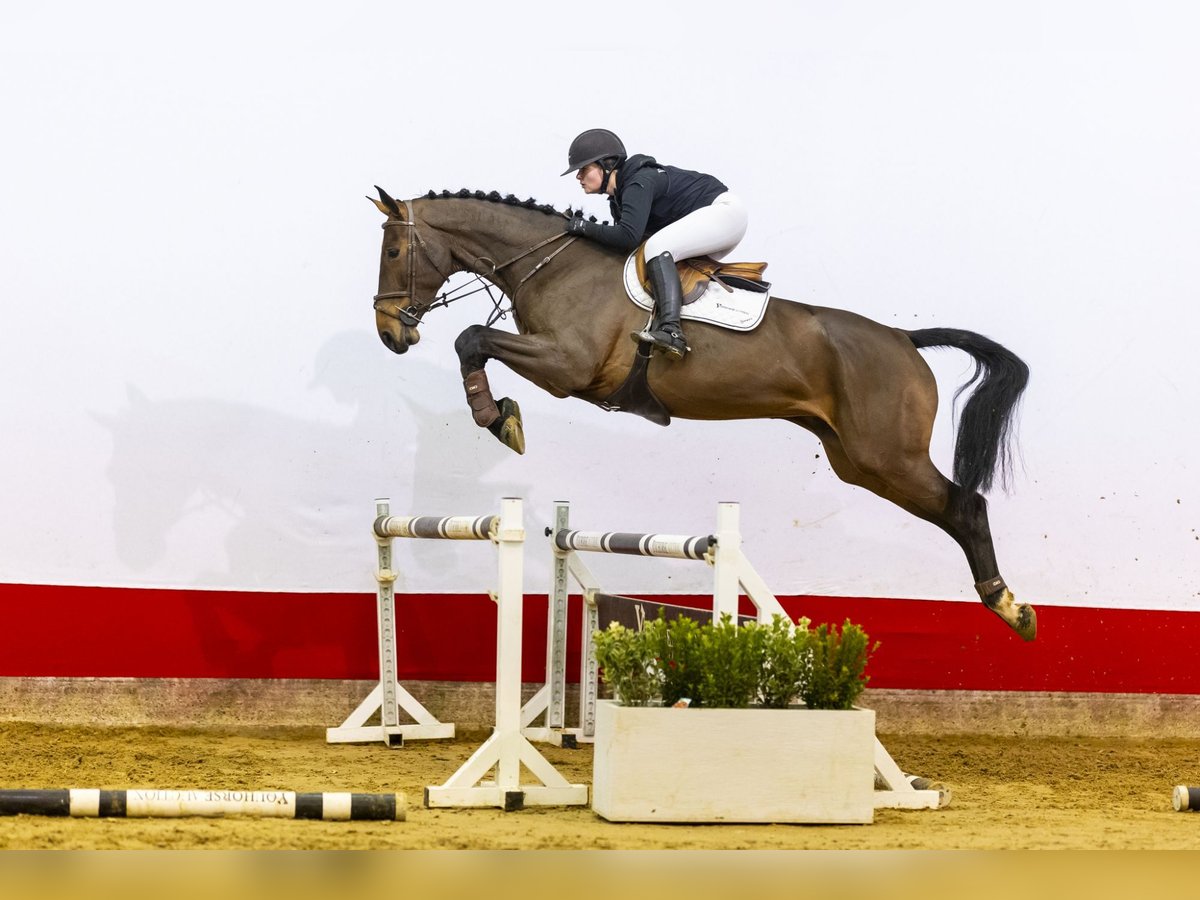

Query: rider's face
(577, 162), (604, 194)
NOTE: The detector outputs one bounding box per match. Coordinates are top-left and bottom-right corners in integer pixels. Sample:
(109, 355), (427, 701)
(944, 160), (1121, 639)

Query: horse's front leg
(454, 325), (575, 455)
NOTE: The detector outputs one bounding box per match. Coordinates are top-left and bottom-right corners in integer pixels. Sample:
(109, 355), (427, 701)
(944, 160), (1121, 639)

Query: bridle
(372, 199), (577, 329)
(372, 200), (445, 328)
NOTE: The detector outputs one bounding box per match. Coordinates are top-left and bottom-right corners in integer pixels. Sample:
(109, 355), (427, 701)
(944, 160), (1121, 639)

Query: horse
(370, 187), (1035, 641)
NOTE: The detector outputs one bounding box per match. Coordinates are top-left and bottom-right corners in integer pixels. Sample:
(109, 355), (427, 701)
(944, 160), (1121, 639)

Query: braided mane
(424, 188), (598, 222)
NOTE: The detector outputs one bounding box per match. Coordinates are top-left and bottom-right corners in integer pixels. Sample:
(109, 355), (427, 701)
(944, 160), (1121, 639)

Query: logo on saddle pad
(623, 250), (772, 332)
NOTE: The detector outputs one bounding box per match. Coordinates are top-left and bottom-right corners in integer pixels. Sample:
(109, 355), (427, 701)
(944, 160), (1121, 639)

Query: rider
(561, 128), (748, 360)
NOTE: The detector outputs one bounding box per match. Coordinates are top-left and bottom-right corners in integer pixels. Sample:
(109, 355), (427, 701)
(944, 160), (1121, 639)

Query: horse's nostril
(378, 329), (409, 355)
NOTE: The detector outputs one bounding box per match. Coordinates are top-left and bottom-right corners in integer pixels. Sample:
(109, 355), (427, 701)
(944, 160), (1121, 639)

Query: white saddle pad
(622, 253), (771, 332)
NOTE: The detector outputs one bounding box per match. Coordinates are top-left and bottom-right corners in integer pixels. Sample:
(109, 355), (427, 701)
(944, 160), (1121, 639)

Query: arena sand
(2, 723), (1200, 850)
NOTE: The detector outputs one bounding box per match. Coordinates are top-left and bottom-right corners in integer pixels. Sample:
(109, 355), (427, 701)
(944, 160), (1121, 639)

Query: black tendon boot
(632, 251), (688, 359)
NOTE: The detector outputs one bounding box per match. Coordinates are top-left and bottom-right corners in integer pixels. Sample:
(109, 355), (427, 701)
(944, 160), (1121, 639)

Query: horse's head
(371, 186), (450, 355)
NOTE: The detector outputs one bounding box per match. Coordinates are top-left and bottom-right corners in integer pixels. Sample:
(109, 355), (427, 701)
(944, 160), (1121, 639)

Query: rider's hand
(565, 216), (593, 237)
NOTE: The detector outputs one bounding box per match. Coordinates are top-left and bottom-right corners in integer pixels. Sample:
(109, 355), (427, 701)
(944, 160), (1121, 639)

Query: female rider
(561, 128), (748, 360)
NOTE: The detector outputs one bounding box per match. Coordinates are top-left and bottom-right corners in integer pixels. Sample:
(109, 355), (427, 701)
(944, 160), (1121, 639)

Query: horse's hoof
(987, 588), (1037, 642)
(486, 397), (525, 455)
(1014, 603), (1038, 641)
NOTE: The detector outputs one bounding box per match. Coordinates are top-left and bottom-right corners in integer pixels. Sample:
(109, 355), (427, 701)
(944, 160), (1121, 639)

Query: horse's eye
(387, 248), (401, 259)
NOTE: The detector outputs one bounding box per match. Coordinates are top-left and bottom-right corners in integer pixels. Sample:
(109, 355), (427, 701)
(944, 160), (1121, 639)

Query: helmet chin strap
(599, 161), (617, 195)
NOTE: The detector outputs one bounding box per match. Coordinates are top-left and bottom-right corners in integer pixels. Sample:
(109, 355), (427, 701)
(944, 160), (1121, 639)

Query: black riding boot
(632, 251), (688, 360)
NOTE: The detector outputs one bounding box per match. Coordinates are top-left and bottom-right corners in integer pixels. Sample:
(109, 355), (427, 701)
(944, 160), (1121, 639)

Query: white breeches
(643, 192), (748, 261)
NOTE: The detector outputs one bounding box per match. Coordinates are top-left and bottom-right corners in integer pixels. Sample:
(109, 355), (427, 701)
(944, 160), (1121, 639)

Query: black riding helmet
(561, 128), (627, 176)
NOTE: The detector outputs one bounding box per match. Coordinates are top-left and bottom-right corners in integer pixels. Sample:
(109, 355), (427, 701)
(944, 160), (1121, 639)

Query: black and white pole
(0, 789), (405, 821)
(1173, 786), (1200, 811)
(374, 513), (498, 541)
(551, 528), (714, 561)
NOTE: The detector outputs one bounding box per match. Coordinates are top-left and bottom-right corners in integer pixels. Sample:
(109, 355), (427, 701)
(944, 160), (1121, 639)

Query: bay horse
(371, 187), (1035, 641)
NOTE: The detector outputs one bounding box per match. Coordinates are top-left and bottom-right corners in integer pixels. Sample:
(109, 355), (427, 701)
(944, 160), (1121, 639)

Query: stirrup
(631, 327), (688, 359)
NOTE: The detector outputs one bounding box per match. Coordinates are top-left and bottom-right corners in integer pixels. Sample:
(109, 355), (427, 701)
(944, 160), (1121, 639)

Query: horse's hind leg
(939, 482), (1035, 641)
(790, 417), (1036, 641)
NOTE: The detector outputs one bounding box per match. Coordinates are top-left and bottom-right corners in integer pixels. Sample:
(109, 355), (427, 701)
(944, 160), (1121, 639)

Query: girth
(594, 343), (671, 427)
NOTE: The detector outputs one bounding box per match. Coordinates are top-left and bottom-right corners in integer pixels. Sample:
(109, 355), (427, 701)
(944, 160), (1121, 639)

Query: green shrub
(756, 614), (812, 709)
(656, 613), (704, 707)
(591, 620), (660, 707)
(694, 614), (763, 709)
(592, 611), (876, 711)
(799, 619), (878, 710)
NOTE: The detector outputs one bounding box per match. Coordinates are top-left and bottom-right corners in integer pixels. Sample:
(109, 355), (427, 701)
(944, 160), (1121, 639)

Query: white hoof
(988, 589), (1037, 642)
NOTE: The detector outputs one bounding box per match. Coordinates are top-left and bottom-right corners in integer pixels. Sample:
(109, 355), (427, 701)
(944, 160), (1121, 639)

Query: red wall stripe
(0, 583), (1193, 693)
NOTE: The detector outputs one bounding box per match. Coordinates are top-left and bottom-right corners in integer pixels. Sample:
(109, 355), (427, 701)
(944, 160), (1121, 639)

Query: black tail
(906, 327), (1029, 495)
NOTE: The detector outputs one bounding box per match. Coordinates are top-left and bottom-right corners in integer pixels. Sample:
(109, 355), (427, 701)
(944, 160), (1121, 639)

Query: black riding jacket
(582, 154), (727, 253)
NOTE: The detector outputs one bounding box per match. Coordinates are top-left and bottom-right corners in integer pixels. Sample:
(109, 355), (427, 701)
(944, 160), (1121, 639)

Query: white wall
(1, 1), (1196, 610)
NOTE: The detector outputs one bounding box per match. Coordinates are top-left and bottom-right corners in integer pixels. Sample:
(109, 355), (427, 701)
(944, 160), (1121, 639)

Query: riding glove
(565, 216), (602, 239)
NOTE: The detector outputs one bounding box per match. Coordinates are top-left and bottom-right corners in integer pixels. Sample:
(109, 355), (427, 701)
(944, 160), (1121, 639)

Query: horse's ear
(372, 185), (403, 218)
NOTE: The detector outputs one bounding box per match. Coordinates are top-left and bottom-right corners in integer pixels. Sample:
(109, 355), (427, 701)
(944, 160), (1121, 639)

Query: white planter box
(592, 700), (875, 824)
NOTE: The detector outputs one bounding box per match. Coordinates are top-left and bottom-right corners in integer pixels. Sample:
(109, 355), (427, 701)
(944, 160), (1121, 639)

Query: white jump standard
(326, 502), (471, 746)
(423, 498), (587, 809)
(336, 497), (587, 810)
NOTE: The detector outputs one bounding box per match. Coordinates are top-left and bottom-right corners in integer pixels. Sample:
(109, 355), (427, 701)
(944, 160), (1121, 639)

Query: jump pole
(0, 789), (404, 821)
(521, 500), (946, 812)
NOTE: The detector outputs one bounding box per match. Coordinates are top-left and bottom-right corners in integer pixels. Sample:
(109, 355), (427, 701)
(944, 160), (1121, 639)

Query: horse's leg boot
(632, 251), (689, 360)
(463, 369), (500, 427)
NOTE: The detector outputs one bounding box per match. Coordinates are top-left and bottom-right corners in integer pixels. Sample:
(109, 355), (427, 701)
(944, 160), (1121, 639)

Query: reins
(373, 200), (577, 328)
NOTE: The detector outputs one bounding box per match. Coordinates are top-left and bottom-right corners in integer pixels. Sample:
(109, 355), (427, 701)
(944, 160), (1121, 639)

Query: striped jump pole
(1174, 786), (1200, 811)
(374, 513), (498, 541)
(0, 789), (404, 821)
(551, 529), (715, 561)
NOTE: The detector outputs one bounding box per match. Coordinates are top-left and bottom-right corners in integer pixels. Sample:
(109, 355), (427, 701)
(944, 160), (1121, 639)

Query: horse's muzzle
(378, 326), (420, 355)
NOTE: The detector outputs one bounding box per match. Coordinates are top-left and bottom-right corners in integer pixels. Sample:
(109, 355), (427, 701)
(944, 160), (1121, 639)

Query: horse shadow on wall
(90, 333), (538, 671)
(95, 332), (531, 591)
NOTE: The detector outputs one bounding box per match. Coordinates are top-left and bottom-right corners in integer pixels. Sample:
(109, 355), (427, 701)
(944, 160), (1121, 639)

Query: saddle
(599, 248), (771, 427)
(633, 246), (769, 304)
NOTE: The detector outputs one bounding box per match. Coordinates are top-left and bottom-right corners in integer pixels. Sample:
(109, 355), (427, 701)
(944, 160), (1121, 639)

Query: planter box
(592, 700), (875, 824)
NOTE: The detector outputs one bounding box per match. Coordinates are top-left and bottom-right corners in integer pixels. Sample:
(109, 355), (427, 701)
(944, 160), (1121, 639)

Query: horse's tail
(905, 327), (1029, 495)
